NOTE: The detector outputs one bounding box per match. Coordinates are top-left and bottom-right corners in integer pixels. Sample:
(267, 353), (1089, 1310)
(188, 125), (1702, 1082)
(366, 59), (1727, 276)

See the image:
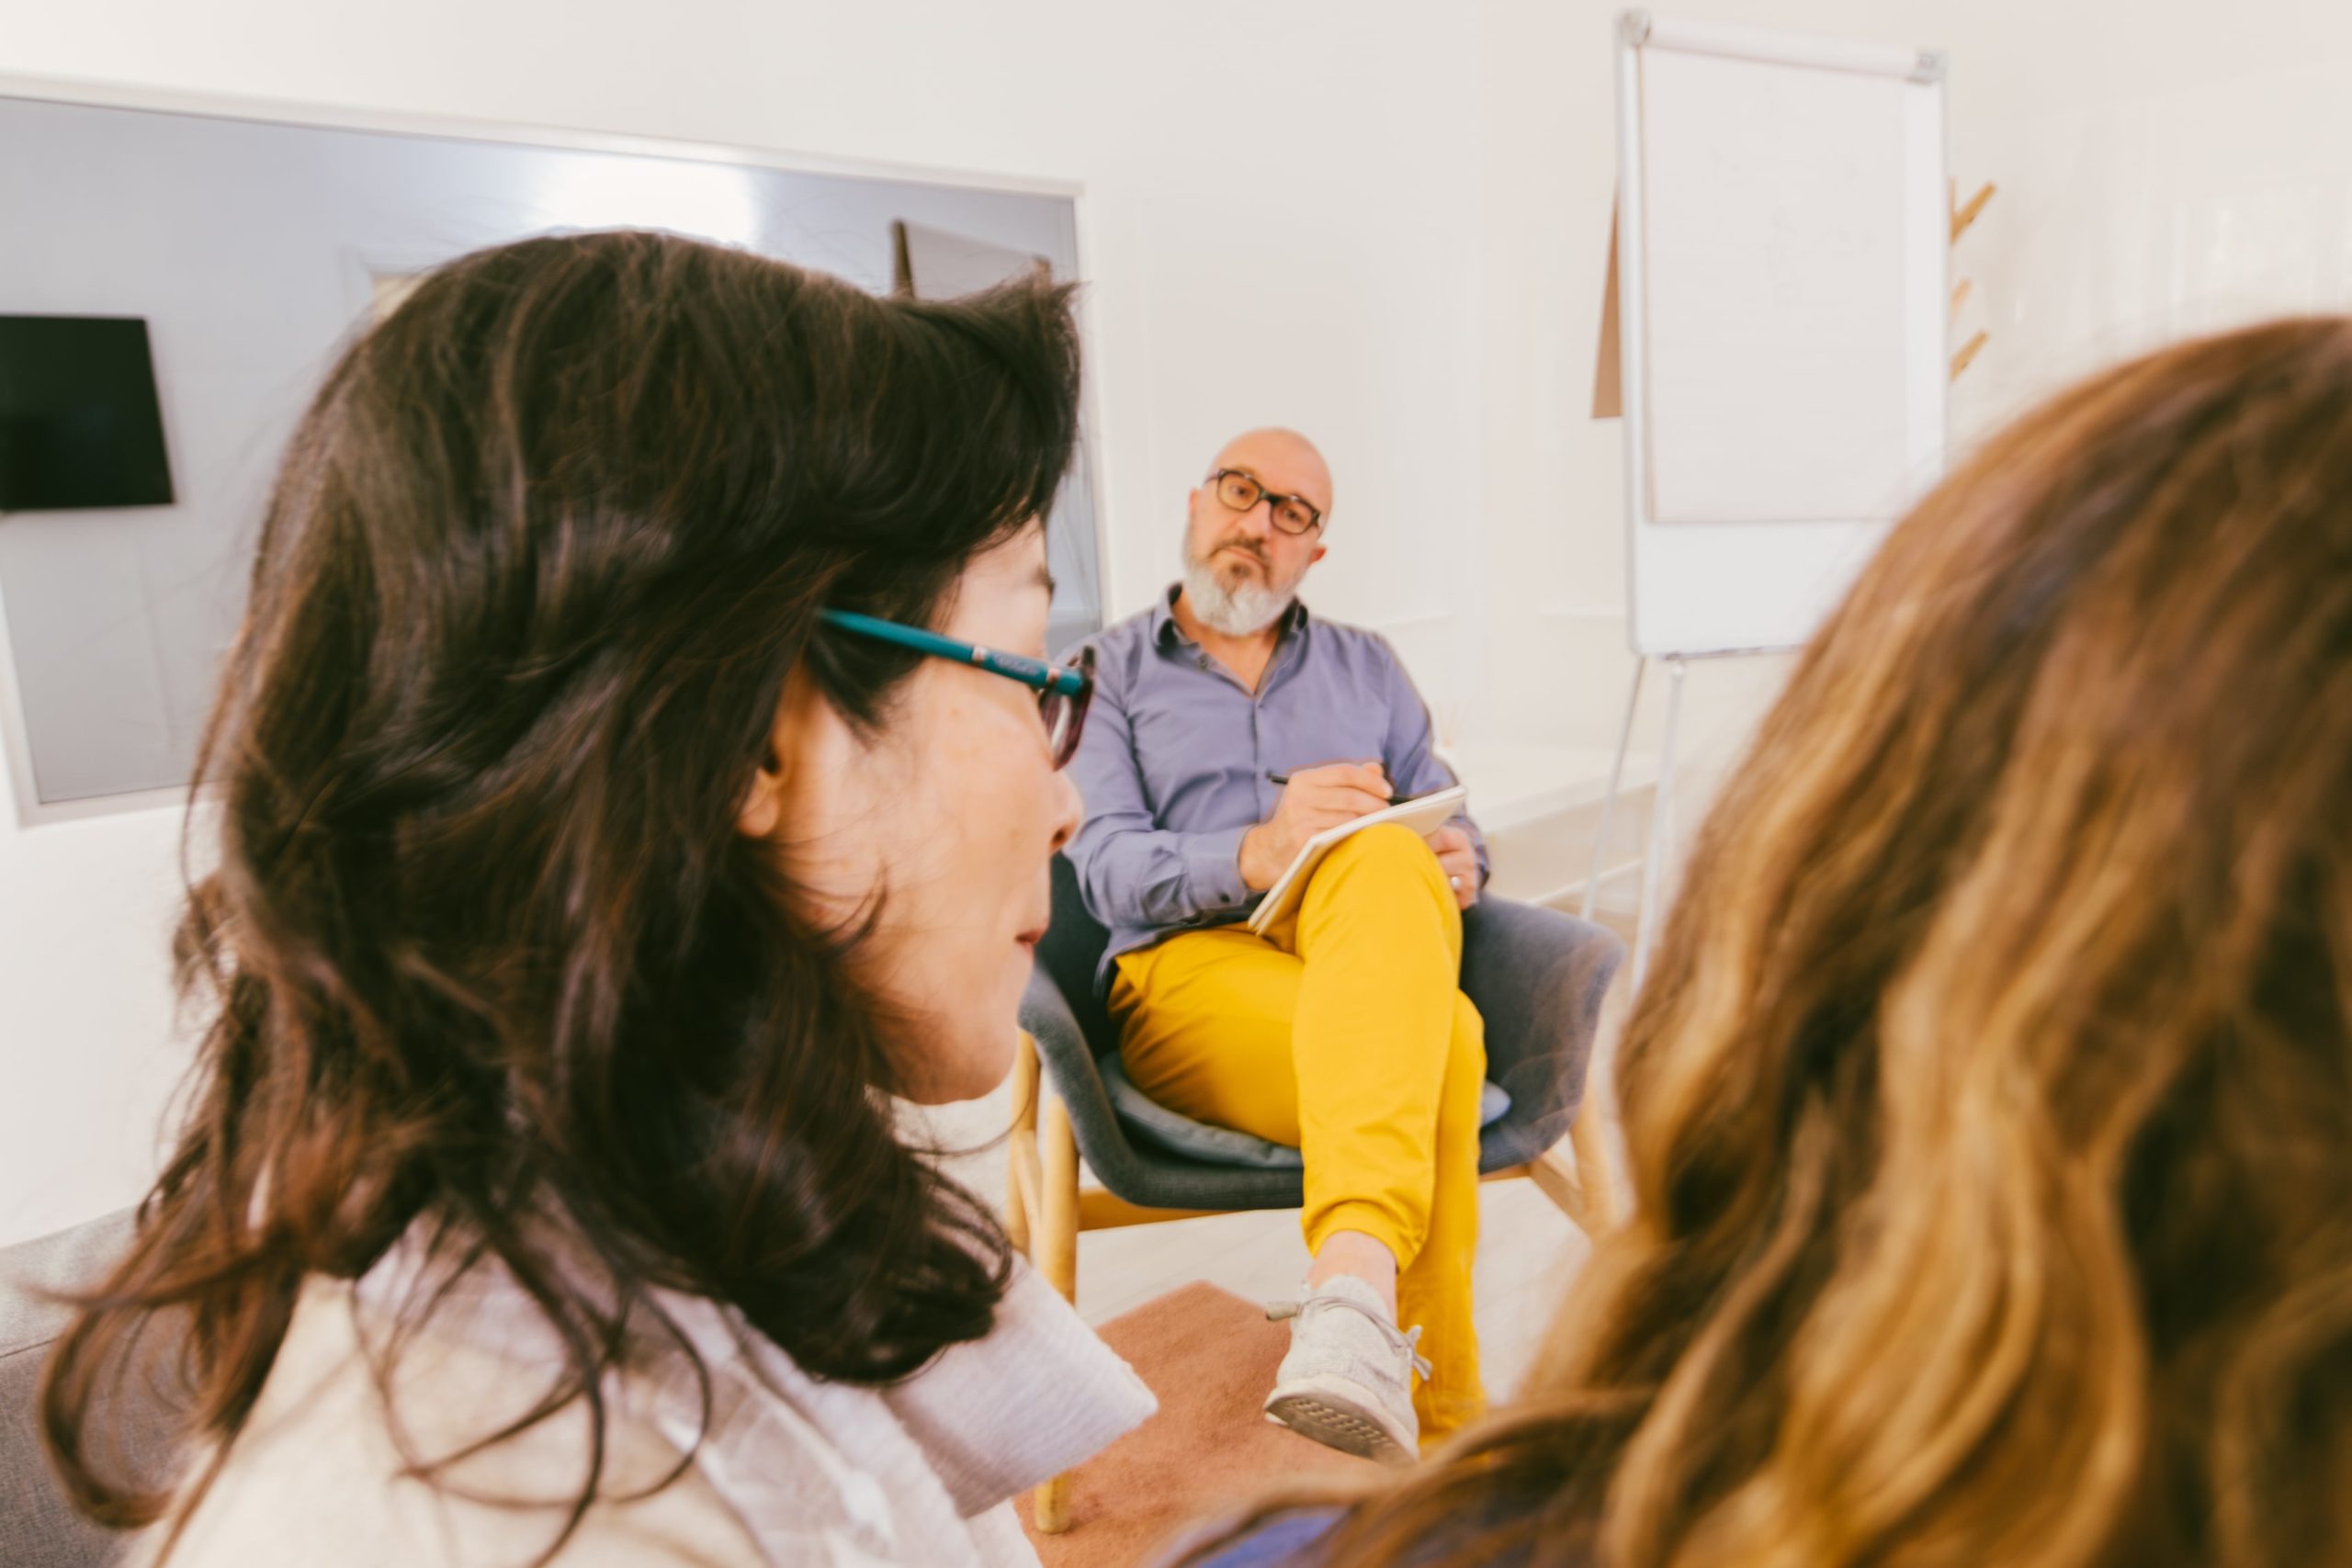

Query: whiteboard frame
(1612, 11), (1950, 660)
(0, 72), (1113, 829)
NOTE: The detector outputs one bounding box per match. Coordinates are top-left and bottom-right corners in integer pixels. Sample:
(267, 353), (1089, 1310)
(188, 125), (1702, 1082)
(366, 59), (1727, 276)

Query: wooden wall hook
(1951, 181), (1996, 244)
(1951, 329), (1989, 380)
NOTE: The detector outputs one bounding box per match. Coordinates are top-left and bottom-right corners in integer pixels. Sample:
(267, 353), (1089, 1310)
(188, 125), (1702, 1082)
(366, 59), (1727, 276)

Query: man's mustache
(1211, 536), (1270, 568)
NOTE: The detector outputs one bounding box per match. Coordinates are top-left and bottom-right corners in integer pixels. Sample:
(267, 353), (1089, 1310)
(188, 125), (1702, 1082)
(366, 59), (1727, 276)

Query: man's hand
(1428, 824), (1479, 910)
(1238, 762), (1392, 891)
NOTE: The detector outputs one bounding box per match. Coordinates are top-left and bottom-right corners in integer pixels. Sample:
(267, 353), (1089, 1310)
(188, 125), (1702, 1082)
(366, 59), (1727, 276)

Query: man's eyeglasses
(817, 609), (1095, 770)
(1207, 468), (1325, 536)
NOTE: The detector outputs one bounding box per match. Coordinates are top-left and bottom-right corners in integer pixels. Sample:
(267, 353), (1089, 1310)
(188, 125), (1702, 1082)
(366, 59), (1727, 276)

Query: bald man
(1066, 429), (1491, 1459)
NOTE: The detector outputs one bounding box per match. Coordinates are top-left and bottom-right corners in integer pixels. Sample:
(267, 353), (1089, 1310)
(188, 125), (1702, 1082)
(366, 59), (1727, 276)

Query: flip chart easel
(1587, 11), (1954, 987)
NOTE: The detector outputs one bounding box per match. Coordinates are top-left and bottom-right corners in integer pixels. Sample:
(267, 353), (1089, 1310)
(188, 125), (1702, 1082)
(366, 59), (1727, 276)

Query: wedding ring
(1449, 875), (1462, 889)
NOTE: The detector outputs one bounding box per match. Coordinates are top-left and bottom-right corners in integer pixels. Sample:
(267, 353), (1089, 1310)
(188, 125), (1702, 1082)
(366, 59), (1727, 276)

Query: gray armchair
(1, 1210), (180, 1568)
(1005, 853), (1624, 1531)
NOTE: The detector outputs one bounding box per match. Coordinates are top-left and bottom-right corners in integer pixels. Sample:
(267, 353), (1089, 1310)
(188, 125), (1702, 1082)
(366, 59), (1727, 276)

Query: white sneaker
(1262, 1275), (1430, 1466)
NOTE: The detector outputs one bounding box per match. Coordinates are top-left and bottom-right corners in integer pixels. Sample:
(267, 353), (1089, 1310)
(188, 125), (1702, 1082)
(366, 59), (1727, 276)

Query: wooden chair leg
(1527, 1137), (1590, 1233)
(1005, 1034), (1041, 1255)
(1030, 1094), (1082, 1534)
(1004, 1140), (1031, 1255)
(1012, 1032), (1042, 1135)
(1571, 1093), (1622, 1234)
(1527, 1095), (1623, 1239)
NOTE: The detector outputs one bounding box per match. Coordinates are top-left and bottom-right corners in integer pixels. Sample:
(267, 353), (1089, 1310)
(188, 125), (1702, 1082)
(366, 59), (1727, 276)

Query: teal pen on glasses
(816, 608), (1087, 695)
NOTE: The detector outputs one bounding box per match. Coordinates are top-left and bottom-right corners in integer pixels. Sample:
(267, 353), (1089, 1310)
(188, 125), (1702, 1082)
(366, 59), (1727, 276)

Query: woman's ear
(735, 664), (826, 841)
(737, 749), (786, 840)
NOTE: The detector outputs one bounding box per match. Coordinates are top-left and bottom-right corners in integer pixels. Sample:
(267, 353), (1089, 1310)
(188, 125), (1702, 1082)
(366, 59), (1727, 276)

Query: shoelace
(1266, 1292), (1434, 1382)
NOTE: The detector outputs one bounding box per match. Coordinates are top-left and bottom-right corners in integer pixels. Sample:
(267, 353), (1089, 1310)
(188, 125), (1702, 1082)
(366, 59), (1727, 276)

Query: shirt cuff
(1184, 825), (1252, 912)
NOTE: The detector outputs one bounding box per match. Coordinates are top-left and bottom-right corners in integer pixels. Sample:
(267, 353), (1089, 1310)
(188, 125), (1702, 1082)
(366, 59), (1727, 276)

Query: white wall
(0, 0), (1493, 1245)
(0, 802), (187, 1245)
(0, 96), (1098, 807)
(10, 0), (2352, 1244)
(1472, 0), (2352, 771)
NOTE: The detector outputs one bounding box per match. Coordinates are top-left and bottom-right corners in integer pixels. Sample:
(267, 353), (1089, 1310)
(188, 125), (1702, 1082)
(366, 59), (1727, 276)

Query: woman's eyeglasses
(1207, 468), (1324, 536)
(817, 609), (1095, 770)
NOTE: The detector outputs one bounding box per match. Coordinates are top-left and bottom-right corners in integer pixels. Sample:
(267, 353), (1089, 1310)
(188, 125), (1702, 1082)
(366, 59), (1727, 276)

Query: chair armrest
(1018, 965), (1313, 1214)
(1461, 899), (1624, 1148)
(1, 1210), (185, 1566)
(1018, 966), (1153, 1199)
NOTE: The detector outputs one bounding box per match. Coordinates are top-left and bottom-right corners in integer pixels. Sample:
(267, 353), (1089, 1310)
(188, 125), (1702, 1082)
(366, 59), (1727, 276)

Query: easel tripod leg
(1582, 656), (1647, 923)
(1631, 658), (1686, 989)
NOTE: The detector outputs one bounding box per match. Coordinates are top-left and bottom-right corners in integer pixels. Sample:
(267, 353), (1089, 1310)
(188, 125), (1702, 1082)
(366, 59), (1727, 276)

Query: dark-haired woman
(1188, 318), (2352, 1566)
(43, 230), (1150, 1567)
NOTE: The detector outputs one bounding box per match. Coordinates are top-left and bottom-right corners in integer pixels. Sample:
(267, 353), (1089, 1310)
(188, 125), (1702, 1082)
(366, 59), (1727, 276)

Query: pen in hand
(1265, 768), (1398, 800)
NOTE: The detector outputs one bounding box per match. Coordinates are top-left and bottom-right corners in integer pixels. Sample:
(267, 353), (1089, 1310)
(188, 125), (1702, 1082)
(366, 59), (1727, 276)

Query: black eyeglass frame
(1205, 467), (1326, 536)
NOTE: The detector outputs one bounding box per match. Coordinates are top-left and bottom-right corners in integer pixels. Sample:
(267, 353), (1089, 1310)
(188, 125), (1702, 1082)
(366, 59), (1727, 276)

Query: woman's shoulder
(135, 1275), (766, 1568)
(1177, 1506), (1348, 1567)
(1174, 1503), (1586, 1568)
(135, 1249), (1145, 1567)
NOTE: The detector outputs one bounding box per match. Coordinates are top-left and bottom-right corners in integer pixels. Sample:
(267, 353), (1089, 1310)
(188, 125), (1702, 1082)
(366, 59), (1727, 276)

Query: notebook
(1246, 784), (1470, 936)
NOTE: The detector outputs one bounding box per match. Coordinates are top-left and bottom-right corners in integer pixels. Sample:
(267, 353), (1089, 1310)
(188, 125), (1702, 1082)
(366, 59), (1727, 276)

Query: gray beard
(1182, 555), (1295, 637)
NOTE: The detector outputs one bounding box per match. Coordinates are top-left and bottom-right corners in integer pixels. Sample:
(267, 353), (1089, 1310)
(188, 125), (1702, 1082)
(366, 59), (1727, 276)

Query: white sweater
(133, 1233), (1155, 1568)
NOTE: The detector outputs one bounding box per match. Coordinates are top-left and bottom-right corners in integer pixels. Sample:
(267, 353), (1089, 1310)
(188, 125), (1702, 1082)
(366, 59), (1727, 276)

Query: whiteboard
(1614, 12), (1948, 658)
(895, 220), (1102, 658)
(0, 86), (1105, 816)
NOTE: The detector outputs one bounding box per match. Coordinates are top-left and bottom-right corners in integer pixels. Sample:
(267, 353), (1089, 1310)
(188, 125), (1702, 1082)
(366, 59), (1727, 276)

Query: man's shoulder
(1086, 604), (1161, 659)
(1304, 612), (1395, 655)
(1078, 604), (1169, 694)
(1302, 613), (1408, 677)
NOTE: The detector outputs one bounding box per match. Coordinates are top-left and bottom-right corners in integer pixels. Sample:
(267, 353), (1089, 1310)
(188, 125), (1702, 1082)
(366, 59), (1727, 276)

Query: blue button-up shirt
(1066, 587), (1487, 993)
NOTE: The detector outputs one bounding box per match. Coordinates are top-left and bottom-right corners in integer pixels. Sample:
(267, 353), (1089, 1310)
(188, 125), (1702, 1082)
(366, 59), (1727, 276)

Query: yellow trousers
(1108, 823), (1487, 1438)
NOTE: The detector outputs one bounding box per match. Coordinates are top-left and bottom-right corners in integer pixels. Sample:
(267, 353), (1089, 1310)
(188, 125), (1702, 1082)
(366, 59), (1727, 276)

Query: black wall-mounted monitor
(0, 315), (175, 512)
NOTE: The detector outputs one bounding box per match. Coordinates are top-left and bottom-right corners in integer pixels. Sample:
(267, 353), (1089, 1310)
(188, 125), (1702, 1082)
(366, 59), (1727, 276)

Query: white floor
(1065, 1177), (1594, 1402)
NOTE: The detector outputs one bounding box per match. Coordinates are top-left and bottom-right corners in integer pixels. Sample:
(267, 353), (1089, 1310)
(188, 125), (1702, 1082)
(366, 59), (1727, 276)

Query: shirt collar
(1152, 582), (1310, 650)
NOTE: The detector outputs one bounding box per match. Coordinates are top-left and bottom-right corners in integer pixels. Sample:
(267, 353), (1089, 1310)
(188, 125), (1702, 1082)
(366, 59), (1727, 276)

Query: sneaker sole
(1264, 1387), (1416, 1467)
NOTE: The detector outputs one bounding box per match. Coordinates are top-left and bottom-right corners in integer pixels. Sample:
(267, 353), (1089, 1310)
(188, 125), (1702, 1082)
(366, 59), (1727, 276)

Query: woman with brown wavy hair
(40, 229), (1152, 1566)
(1191, 316), (2352, 1568)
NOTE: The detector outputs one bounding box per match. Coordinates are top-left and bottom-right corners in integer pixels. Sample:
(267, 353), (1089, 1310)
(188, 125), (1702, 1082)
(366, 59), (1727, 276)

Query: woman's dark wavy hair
(40, 229), (1082, 1554)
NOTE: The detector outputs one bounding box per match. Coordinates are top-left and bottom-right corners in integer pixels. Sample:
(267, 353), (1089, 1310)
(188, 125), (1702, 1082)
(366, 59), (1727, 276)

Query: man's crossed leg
(1111, 824), (1488, 1455)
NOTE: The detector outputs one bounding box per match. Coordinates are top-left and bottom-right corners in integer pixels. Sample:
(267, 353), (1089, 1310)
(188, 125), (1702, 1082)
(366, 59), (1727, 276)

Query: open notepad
(1246, 784), (1469, 937)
